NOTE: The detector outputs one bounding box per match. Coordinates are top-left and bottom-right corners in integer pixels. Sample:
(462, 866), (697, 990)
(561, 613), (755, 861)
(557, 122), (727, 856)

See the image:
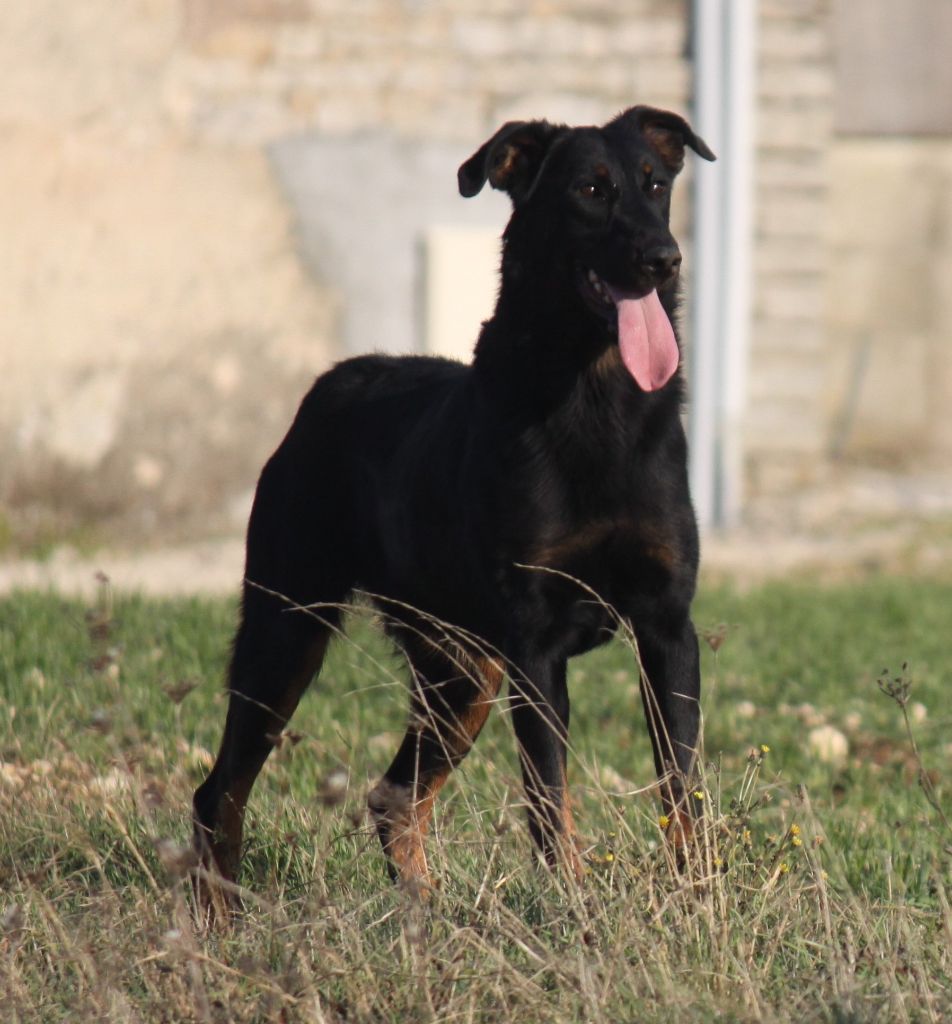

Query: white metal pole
(720, 0), (756, 527)
(689, 0), (725, 531)
(690, 0), (756, 530)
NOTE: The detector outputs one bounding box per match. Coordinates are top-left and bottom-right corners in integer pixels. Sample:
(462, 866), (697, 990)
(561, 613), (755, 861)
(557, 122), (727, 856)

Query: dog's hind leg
(368, 638), (504, 889)
(192, 587), (339, 902)
(507, 656), (584, 882)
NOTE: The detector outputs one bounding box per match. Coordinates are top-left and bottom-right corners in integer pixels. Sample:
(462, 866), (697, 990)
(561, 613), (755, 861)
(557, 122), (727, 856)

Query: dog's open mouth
(580, 267), (616, 314)
(579, 268), (680, 392)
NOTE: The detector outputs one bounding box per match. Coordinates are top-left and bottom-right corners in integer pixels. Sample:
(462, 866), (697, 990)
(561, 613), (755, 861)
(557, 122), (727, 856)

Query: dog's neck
(472, 263), (684, 425)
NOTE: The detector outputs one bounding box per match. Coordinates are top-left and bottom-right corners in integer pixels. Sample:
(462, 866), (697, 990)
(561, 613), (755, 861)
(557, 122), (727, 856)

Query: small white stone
(910, 702), (928, 724)
(808, 725), (849, 767)
(735, 699), (757, 719)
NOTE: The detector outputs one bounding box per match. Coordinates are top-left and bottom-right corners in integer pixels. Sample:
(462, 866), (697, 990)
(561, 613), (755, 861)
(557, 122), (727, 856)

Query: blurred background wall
(1, 0), (949, 554)
(826, 1), (952, 468)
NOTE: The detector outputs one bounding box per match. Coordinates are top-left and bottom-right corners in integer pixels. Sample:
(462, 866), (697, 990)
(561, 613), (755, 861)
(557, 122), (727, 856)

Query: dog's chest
(495, 507), (684, 657)
(503, 423), (676, 570)
(524, 508), (683, 590)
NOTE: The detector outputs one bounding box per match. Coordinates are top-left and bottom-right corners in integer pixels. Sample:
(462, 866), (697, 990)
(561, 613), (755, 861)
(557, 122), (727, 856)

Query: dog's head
(458, 107), (715, 392)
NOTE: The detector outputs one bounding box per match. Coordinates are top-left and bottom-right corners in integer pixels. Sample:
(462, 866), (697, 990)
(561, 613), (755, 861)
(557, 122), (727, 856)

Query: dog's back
(246, 353), (491, 616)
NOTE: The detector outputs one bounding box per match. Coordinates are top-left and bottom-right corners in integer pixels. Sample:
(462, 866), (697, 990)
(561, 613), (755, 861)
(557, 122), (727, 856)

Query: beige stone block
(273, 24), (325, 61)
(383, 91), (484, 142)
(630, 60), (692, 107)
(759, 20), (829, 61)
(451, 16), (526, 56)
(1, 0), (176, 139)
(752, 323), (825, 357)
(755, 241), (826, 276)
(183, 0), (309, 41)
(757, 280), (825, 321)
(609, 19), (686, 57)
(745, 453), (822, 497)
(743, 404), (825, 455)
(537, 17), (614, 57)
(747, 355), (825, 404)
(314, 91), (384, 134)
(491, 92), (616, 128)
(758, 197), (825, 239)
(193, 23), (275, 64)
(760, 0), (830, 18)
(757, 105), (834, 150)
(757, 152), (828, 189)
(759, 63), (832, 101)
(832, 334), (931, 459)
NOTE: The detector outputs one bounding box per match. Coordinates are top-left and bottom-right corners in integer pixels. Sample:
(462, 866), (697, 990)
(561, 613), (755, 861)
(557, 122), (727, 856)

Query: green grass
(1, 576), (951, 1022)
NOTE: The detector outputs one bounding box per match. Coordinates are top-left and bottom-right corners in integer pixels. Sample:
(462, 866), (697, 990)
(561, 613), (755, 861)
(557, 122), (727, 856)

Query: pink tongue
(606, 287), (679, 392)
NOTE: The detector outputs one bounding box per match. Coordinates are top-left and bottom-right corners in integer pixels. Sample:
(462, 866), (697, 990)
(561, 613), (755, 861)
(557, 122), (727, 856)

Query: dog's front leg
(633, 614), (702, 848)
(507, 656), (584, 882)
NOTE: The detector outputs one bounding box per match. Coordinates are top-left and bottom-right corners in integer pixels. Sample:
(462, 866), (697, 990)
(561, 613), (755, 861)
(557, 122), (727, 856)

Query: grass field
(1, 574), (951, 1022)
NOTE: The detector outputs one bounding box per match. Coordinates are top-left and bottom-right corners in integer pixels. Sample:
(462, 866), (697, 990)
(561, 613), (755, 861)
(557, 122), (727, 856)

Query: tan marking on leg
(657, 767), (696, 867)
(665, 808), (694, 848)
(558, 765), (585, 882)
(212, 782), (253, 881)
(368, 774), (448, 887)
(369, 655), (504, 886)
(447, 655), (504, 754)
(195, 633), (330, 912)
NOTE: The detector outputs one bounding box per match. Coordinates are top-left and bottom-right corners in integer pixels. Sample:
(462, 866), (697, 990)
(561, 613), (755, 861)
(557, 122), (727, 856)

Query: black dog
(193, 106), (715, 893)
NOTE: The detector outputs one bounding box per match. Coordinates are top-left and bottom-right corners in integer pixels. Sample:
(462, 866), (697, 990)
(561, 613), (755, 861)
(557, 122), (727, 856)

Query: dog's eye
(577, 180), (613, 202)
(647, 179), (669, 198)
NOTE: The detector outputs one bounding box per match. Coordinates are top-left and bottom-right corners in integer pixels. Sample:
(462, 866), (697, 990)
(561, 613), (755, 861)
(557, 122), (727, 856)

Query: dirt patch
(0, 539), (245, 597)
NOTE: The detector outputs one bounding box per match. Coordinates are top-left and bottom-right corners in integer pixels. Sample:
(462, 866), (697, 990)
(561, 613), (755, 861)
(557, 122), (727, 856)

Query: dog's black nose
(642, 244), (682, 284)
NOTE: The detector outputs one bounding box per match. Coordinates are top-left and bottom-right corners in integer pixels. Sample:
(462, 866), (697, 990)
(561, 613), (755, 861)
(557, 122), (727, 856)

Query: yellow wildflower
(658, 814), (670, 829)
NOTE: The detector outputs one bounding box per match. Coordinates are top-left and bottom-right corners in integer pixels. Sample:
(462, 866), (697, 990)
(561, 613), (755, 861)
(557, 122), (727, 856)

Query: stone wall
(746, 0), (835, 495)
(8, 1), (914, 550)
(749, 0), (952, 489)
(0, 0), (695, 551)
(0, 1), (337, 549)
(168, 0), (690, 144)
(825, 139), (952, 465)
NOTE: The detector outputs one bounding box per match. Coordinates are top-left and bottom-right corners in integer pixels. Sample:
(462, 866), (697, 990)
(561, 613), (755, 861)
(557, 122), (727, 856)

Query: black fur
(194, 105), (715, 893)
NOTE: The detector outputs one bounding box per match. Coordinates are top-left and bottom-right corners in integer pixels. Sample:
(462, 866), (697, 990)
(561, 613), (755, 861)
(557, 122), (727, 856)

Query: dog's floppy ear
(615, 106), (716, 173)
(458, 120), (564, 203)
